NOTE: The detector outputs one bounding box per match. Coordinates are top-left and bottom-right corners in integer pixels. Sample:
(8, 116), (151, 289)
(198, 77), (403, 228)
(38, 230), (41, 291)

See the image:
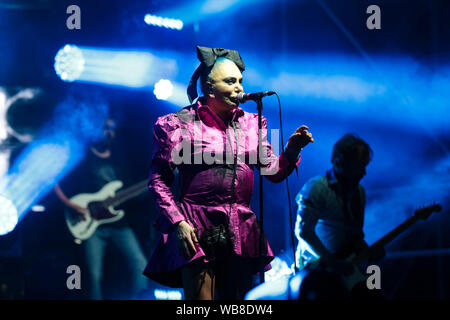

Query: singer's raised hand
(286, 125), (314, 152)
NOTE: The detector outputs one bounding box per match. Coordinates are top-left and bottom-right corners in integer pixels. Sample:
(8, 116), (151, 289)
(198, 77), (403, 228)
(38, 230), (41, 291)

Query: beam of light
(238, 53), (450, 131)
(0, 88), (39, 144)
(162, 81), (190, 108)
(200, 0), (241, 14)
(156, 0), (267, 26)
(363, 154), (450, 245)
(153, 289), (183, 300)
(264, 256), (294, 282)
(153, 79), (174, 100)
(0, 195), (18, 235)
(144, 14), (183, 30)
(270, 72), (386, 102)
(54, 45), (178, 88)
(167, 50), (449, 131)
(0, 152), (9, 182)
(245, 255), (304, 300)
(0, 142), (74, 219)
(0, 89), (8, 141)
(0, 93), (109, 231)
(54, 45), (85, 82)
(31, 205), (46, 212)
(0, 87), (40, 181)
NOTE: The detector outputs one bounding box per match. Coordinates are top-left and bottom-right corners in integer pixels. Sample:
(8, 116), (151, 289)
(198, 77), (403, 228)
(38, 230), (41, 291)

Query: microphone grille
(237, 92), (245, 102)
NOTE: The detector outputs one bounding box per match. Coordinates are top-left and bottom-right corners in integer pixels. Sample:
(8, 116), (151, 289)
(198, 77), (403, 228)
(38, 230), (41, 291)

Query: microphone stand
(256, 97), (265, 284)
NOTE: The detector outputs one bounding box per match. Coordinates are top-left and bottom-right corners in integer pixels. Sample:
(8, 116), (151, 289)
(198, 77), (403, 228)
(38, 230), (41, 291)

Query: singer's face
(207, 59), (243, 110)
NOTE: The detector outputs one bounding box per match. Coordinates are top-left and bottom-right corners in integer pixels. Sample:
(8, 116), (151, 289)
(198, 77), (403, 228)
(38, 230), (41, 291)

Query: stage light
(153, 79), (173, 100)
(0, 195), (18, 235)
(53, 45), (177, 89)
(144, 14), (183, 30)
(156, 0), (266, 26)
(200, 0), (241, 14)
(54, 44), (85, 82)
(0, 89), (7, 141)
(31, 205), (46, 212)
(154, 289), (182, 300)
(1, 142), (72, 220)
(264, 256), (293, 282)
(0, 94), (108, 224)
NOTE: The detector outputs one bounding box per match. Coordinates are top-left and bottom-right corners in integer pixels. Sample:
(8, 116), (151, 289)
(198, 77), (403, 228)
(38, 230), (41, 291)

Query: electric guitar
(64, 180), (149, 241)
(303, 203), (443, 293)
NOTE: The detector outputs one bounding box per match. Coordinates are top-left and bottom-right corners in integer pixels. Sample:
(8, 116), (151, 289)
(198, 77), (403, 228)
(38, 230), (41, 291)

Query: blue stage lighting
(155, 81), (190, 108)
(0, 142), (74, 220)
(0, 93), (108, 226)
(157, 0), (266, 26)
(0, 195), (18, 235)
(54, 44), (85, 82)
(53, 45), (178, 89)
(144, 14), (183, 30)
(154, 289), (183, 300)
(31, 205), (46, 212)
(264, 256), (294, 282)
(153, 79), (173, 100)
(200, 0), (241, 14)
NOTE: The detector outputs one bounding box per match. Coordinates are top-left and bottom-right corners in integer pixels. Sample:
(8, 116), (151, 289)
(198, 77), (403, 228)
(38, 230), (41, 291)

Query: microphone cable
(274, 92), (298, 273)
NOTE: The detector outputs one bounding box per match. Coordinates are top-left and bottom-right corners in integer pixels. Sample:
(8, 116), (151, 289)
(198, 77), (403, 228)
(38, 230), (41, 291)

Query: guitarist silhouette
(245, 134), (442, 300)
(295, 133), (385, 300)
(54, 118), (148, 299)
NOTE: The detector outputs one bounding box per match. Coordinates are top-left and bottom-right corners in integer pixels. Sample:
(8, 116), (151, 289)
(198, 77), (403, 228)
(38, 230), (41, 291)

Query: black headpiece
(187, 46), (245, 104)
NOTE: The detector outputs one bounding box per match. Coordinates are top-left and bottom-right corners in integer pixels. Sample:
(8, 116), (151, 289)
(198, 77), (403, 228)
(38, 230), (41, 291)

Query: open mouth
(229, 96), (238, 103)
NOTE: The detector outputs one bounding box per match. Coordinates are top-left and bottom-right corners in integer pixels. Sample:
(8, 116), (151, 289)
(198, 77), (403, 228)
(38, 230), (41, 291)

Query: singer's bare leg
(182, 262), (215, 300)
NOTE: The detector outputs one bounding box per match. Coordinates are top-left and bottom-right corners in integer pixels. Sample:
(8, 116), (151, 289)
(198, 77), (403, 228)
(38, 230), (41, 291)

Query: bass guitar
(64, 180), (148, 241)
(302, 203), (442, 293)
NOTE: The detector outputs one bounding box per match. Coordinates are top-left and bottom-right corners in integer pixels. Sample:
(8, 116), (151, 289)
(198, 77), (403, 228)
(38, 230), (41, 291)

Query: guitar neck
(104, 180), (149, 207)
(371, 216), (419, 249)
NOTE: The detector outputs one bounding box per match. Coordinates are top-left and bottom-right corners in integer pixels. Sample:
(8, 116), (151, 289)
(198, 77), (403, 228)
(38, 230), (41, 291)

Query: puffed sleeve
(257, 115), (302, 183)
(148, 115), (186, 233)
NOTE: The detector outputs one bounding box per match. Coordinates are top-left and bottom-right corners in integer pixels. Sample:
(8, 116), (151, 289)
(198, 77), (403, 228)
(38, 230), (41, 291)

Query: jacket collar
(195, 98), (245, 130)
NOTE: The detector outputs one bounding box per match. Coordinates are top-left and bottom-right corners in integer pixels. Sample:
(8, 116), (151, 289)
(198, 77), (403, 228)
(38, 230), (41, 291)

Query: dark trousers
(82, 224), (148, 299)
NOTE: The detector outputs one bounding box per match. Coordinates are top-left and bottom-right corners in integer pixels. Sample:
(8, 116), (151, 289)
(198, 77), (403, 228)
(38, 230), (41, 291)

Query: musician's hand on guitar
(175, 221), (198, 259)
(351, 246), (371, 264)
(327, 259), (355, 276)
(350, 240), (371, 264)
(72, 205), (89, 221)
(368, 244), (386, 262)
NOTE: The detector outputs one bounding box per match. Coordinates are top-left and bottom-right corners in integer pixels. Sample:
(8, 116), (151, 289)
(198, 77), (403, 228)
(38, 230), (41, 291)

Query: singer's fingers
(295, 125), (309, 133)
(191, 229), (199, 243)
(290, 132), (314, 143)
(186, 236), (197, 257)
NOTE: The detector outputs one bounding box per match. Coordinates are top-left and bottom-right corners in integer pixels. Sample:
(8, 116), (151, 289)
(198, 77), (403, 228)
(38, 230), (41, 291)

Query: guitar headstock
(414, 203), (442, 220)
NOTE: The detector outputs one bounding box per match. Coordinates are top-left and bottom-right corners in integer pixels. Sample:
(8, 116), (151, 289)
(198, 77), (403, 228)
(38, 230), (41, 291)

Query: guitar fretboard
(371, 204), (441, 249)
(372, 216), (418, 248)
(103, 179), (149, 207)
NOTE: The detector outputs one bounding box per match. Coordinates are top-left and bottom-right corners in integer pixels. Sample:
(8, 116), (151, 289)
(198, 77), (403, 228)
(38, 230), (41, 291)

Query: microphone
(236, 91), (275, 103)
